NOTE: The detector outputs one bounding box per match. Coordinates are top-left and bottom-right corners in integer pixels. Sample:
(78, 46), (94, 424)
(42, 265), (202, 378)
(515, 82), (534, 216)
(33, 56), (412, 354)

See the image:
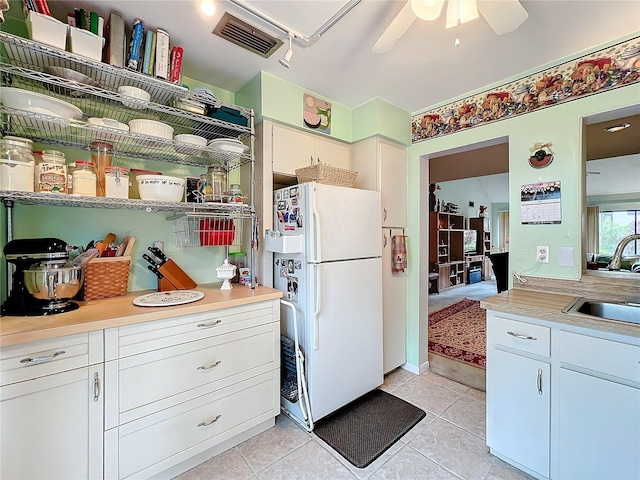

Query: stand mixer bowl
(24, 263), (84, 311)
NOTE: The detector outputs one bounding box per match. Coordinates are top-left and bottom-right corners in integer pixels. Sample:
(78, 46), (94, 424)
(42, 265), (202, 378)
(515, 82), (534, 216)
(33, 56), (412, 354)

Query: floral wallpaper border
(411, 36), (640, 144)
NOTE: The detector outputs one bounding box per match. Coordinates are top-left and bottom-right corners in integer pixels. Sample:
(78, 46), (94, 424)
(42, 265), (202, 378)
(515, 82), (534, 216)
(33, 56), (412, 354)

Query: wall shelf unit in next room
(429, 211), (466, 291)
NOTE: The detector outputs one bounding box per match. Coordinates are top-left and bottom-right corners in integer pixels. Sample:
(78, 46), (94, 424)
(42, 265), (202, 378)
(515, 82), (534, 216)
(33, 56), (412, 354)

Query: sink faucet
(608, 234), (640, 271)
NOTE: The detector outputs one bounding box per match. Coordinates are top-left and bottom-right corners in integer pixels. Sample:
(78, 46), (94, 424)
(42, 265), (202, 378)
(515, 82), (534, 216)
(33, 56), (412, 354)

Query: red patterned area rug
(428, 298), (486, 369)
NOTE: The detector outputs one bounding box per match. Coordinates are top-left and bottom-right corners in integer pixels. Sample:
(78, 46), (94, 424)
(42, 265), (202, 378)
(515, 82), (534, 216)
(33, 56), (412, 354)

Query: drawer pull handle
(197, 414), (221, 427)
(20, 350), (66, 365)
(507, 331), (537, 341)
(537, 368), (543, 395)
(197, 320), (222, 328)
(94, 372), (101, 402)
(197, 360), (222, 371)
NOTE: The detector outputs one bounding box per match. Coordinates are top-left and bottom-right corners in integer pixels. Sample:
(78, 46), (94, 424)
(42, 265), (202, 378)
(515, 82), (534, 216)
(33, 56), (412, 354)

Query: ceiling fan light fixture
(199, 0), (216, 17)
(410, 0), (445, 21)
(445, 0), (479, 29)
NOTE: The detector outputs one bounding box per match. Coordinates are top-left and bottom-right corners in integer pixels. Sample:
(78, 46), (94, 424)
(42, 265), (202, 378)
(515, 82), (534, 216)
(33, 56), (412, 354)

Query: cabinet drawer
(109, 301), (276, 359)
(557, 330), (640, 383)
(118, 324), (276, 415)
(488, 315), (550, 357)
(115, 371), (276, 479)
(0, 332), (102, 385)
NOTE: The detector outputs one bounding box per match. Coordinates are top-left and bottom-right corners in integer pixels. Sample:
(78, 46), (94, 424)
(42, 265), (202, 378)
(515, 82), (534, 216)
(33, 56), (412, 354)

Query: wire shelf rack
(173, 214), (244, 247)
(0, 190), (255, 215)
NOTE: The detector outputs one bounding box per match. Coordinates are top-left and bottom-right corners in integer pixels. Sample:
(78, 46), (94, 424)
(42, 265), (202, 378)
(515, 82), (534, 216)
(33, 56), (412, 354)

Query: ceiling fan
(372, 0), (529, 53)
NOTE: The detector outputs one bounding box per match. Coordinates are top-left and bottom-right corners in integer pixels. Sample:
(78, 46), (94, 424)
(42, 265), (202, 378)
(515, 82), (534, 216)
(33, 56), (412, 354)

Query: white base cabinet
(0, 332), (104, 480)
(104, 299), (281, 479)
(486, 311), (640, 480)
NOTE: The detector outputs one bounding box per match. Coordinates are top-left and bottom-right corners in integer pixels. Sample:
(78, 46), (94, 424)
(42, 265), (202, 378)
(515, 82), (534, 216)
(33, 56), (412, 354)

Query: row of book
(22, 0), (51, 16)
(67, 8), (104, 38)
(127, 20), (183, 84)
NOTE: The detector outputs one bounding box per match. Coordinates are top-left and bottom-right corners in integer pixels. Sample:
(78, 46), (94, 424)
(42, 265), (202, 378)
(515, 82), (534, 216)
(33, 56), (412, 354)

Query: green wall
(405, 84), (639, 370)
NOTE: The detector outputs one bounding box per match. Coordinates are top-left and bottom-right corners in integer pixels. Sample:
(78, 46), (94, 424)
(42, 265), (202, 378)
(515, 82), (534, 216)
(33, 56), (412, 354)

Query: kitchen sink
(563, 297), (640, 325)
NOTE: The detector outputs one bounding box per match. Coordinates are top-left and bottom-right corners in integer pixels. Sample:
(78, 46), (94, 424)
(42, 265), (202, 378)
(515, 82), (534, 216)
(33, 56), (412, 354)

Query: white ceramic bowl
(136, 174), (185, 202)
(88, 117), (129, 141)
(174, 134), (207, 154)
(118, 85), (150, 109)
(128, 119), (174, 147)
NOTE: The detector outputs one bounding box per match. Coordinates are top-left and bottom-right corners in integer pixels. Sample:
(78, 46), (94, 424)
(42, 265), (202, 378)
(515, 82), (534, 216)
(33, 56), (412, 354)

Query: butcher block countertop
(481, 289), (640, 339)
(0, 284), (283, 347)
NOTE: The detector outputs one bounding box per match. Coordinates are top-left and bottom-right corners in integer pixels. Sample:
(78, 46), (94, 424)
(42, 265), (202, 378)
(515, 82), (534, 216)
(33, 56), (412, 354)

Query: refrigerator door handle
(312, 263), (321, 350)
(310, 188), (321, 263)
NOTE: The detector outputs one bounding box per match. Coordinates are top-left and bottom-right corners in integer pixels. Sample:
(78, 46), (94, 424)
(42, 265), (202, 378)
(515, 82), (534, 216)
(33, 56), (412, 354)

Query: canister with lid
(89, 141), (113, 197)
(35, 149), (67, 193)
(105, 166), (129, 199)
(0, 138), (35, 192)
(207, 165), (227, 201)
(72, 161), (97, 196)
(228, 251), (246, 283)
(227, 184), (243, 203)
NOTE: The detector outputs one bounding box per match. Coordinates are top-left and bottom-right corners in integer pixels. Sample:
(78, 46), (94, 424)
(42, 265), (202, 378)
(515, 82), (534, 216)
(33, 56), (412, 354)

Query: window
(599, 210), (640, 255)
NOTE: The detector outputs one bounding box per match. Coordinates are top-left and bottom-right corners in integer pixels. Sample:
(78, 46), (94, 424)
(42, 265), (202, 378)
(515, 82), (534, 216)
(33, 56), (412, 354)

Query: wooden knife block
(156, 259), (197, 291)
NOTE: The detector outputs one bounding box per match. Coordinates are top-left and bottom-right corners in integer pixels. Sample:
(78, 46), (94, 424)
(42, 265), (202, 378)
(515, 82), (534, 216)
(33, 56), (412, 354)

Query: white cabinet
(486, 315), (550, 478)
(351, 136), (407, 228)
(271, 122), (350, 176)
(554, 330), (640, 479)
(353, 136), (407, 372)
(487, 349), (550, 477)
(0, 333), (104, 480)
(382, 229), (406, 372)
(104, 299), (280, 479)
(486, 311), (640, 480)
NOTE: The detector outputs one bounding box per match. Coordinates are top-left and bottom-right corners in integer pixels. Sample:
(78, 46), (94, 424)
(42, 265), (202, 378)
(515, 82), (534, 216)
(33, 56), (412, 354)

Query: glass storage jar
(0, 138), (35, 192)
(207, 165), (227, 202)
(89, 141), (113, 197)
(197, 173), (212, 202)
(227, 184), (243, 203)
(72, 161), (97, 196)
(105, 166), (129, 199)
(66, 162), (76, 194)
(35, 150), (67, 193)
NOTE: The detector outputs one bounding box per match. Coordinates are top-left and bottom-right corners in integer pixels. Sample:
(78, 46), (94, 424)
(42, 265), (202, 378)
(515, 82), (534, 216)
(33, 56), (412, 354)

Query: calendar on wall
(521, 181), (562, 224)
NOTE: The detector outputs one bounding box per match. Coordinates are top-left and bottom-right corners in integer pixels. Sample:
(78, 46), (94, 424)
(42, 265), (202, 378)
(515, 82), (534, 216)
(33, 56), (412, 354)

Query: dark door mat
(313, 389), (426, 468)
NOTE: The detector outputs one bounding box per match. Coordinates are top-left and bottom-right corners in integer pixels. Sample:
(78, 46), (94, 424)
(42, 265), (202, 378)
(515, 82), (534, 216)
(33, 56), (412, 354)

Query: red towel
(392, 235), (407, 273)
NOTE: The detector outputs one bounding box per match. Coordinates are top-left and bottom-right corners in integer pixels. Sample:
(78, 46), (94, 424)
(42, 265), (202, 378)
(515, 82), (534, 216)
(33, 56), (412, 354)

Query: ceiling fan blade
(372, 1), (417, 54)
(477, 0), (528, 35)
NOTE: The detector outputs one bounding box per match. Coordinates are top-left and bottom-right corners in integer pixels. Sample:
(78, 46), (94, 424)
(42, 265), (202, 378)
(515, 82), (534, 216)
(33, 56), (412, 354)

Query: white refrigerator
(268, 182), (383, 430)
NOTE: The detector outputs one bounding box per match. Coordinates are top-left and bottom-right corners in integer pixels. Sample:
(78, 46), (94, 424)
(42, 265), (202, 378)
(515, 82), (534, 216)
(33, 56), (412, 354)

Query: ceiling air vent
(213, 12), (283, 58)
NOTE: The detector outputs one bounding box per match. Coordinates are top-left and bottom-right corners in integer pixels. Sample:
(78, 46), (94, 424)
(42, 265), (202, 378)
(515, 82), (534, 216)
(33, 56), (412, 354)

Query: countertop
(480, 289), (640, 338)
(0, 284), (283, 347)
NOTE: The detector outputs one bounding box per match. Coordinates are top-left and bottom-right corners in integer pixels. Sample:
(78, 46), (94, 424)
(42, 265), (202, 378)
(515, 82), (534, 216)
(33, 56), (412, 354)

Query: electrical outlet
(537, 246), (549, 263)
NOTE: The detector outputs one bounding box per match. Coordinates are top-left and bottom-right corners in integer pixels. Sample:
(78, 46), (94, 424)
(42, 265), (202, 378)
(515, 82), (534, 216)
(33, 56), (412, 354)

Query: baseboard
(401, 360), (429, 375)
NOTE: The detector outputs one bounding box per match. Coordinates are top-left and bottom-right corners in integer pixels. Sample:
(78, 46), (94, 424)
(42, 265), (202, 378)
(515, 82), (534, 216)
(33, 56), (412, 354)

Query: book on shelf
(147, 31), (157, 76)
(155, 29), (170, 80)
(126, 18), (144, 71)
(103, 13), (125, 67)
(169, 46), (183, 84)
(142, 30), (155, 75)
(33, 0), (50, 15)
(89, 11), (99, 35)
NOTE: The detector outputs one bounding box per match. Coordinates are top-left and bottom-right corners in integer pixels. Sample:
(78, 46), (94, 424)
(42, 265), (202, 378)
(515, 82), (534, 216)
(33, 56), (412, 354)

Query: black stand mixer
(2, 238), (83, 316)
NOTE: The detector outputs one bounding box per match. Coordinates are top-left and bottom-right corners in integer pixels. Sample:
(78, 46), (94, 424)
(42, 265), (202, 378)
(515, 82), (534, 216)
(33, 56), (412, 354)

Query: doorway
(426, 138), (510, 391)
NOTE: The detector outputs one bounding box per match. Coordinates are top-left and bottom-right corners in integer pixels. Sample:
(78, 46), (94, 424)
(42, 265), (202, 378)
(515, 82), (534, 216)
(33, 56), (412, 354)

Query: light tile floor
(174, 369), (534, 480)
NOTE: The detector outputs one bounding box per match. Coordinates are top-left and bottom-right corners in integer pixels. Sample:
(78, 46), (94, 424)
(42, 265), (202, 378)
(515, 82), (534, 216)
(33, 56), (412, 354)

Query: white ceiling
(47, 0), (640, 113)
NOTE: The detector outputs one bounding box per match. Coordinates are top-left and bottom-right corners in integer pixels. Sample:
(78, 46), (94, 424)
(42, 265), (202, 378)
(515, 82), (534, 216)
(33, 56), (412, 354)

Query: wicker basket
(83, 256), (131, 300)
(295, 163), (358, 188)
